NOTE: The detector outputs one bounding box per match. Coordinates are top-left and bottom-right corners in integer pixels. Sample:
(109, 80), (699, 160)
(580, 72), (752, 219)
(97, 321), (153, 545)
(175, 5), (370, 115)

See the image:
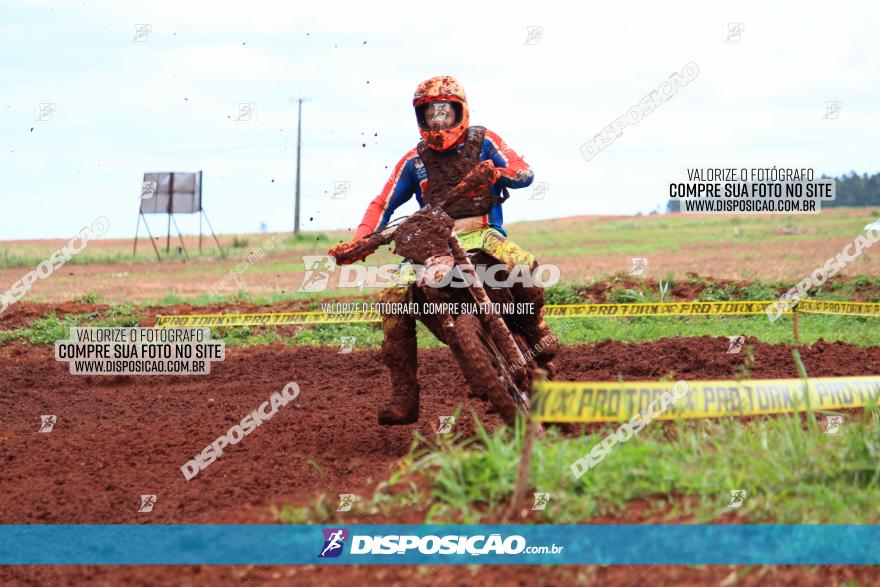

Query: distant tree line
(666, 170), (880, 213)
(821, 171), (880, 207)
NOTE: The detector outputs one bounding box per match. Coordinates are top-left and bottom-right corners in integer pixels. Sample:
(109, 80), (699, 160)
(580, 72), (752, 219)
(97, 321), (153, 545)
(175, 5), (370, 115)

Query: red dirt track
(2, 337), (880, 585)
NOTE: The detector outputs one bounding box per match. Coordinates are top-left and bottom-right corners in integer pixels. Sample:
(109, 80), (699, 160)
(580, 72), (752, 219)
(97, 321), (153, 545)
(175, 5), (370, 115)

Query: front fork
(447, 235), (532, 405)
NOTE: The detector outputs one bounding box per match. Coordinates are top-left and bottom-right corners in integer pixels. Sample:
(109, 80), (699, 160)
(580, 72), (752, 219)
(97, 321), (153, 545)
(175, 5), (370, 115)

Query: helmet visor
(416, 101), (461, 130)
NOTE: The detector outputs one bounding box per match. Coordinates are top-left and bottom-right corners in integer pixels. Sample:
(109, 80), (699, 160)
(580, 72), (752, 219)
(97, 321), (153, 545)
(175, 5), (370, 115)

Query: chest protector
(417, 126), (505, 219)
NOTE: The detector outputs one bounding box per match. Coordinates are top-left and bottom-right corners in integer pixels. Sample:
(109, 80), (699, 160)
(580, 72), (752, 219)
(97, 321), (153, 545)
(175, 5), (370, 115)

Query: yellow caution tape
(154, 299), (880, 328)
(156, 311), (382, 327)
(544, 300), (781, 317)
(798, 299), (880, 317)
(530, 376), (880, 423)
(157, 300), (783, 327)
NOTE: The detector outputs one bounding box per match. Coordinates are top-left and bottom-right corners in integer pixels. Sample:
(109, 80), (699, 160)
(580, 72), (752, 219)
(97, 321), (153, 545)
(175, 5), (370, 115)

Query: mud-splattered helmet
(413, 75), (469, 151)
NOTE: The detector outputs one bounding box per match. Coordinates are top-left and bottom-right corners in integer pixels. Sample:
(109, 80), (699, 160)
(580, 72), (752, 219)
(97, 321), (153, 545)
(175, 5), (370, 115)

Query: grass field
(5, 302), (880, 350)
(4, 270), (880, 348)
(2, 207), (880, 304)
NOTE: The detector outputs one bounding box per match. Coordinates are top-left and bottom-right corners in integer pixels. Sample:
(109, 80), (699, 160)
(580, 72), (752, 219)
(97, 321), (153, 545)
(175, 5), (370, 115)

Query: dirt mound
(0, 301), (110, 330)
(556, 336), (880, 381)
(2, 337), (879, 584)
(577, 273), (758, 303)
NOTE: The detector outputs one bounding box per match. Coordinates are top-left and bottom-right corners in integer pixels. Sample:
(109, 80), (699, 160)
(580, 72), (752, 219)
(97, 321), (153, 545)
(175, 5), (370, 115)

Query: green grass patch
(0, 230), (336, 270)
(87, 304), (143, 328)
(0, 313), (80, 345)
(0, 304), (145, 345)
(140, 287), (371, 309)
(160, 313), (880, 349)
(220, 320), (446, 349)
(6, 270), (880, 349)
(5, 308), (880, 349)
(278, 407), (880, 524)
(544, 282), (586, 306)
(548, 314), (880, 347)
(0, 249), (177, 269)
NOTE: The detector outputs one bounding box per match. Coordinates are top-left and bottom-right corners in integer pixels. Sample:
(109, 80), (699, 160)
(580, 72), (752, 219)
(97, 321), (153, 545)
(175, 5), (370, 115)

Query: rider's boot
(378, 313), (420, 425)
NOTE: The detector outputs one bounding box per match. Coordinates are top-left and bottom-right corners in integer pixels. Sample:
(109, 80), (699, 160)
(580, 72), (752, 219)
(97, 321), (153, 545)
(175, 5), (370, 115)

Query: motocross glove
(327, 240), (369, 265)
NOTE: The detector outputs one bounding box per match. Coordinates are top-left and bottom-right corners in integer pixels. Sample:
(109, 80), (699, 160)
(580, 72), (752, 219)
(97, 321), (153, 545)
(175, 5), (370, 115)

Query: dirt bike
(332, 181), (543, 424)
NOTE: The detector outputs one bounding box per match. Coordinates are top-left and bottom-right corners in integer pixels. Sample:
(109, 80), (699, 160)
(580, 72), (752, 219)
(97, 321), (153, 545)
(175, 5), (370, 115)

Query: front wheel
(452, 313), (528, 425)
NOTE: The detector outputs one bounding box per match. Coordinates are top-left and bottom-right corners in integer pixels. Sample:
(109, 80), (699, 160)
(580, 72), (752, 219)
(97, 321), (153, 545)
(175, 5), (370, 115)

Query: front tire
(452, 313), (525, 425)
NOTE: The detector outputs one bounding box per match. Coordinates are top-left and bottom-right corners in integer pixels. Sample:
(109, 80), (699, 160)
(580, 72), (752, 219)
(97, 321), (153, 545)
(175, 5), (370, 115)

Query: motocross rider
(328, 75), (557, 425)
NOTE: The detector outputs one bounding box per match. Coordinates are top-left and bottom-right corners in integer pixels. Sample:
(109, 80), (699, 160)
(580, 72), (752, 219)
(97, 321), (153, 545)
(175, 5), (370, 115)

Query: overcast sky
(2, 0), (878, 240)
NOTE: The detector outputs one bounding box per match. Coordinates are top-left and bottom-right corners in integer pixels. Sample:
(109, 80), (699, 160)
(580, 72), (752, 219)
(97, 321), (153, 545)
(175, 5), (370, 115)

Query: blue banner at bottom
(1, 524), (878, 565)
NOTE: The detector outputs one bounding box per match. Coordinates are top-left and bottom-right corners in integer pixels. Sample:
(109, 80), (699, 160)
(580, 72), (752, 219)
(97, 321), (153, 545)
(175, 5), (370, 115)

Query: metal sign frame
(133, 171), (225, 260)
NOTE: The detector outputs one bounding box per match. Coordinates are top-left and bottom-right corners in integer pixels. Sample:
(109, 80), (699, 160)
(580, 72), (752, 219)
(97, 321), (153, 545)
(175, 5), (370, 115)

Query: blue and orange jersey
(354, 128), (534, 240)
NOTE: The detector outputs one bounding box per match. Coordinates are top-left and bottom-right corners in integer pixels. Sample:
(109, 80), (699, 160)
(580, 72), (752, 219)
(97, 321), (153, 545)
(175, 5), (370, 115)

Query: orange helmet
(413, 75), (469, 151)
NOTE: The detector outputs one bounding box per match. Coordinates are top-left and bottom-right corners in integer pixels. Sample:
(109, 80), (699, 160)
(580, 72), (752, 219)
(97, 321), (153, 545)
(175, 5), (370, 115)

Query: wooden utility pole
(294, 98), (304, 236)
(166, 172), (174, 253)
(506, 369), (547, 521)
